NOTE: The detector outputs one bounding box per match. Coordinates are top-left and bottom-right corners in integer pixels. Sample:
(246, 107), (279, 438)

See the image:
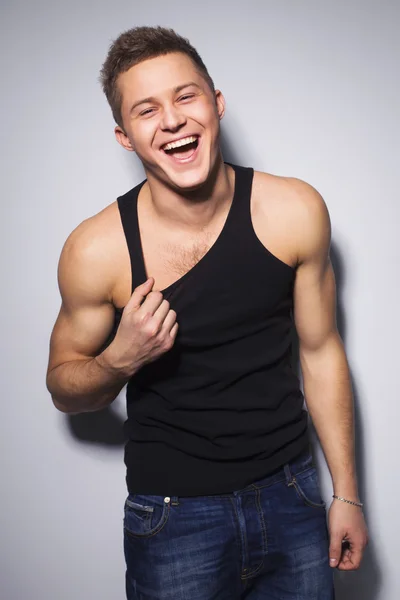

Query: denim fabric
(123, 450), (335, 599)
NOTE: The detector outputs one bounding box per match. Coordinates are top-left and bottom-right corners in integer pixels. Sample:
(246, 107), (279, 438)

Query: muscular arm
(291, 181), (359, 501)
(291, 180), (368, 570)
(46, 221), (130, 414)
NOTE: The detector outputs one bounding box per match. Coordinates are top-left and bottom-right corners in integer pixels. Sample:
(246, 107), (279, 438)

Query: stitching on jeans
(291, 479), (326, 510)
(241, 559), (265, 580)
(254, 485), (268, 556)
(229, 496), (246, 574)
(124, 503), (171, 539)
(239, 487), (267, 579)
(125, 499), (154, 513)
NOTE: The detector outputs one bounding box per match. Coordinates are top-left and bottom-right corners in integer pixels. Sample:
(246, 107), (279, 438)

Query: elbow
(299, 331), (343, 359)
(50, 391), (86, 415)
(51, 396), (71, 414)
(46, 374), (80, 415)
(46, 374), (63, 412)
(46, 368), (66, 413)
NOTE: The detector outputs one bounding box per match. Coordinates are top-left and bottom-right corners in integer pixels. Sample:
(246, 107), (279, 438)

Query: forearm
(300, 332), (359, 500)
(47, 346), (131, 414)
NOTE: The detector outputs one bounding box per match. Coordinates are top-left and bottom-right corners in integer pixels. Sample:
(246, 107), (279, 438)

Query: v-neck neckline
(134, 163), (240, 296)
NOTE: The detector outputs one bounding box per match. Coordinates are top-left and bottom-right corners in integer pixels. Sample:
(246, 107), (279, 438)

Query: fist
(110, 278), (178, 376)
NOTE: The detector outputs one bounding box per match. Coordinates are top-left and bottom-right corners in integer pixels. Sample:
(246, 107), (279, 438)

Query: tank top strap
(225, 162), (255, 238)
(117, 179), (147, 291)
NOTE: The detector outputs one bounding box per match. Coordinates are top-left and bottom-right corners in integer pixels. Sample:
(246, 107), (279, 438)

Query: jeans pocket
(289, 467), (326, 509)
(124, 494), (170, 539)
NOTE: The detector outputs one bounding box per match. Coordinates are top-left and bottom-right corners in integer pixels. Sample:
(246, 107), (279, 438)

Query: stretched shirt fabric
(114, 162), (309, 496)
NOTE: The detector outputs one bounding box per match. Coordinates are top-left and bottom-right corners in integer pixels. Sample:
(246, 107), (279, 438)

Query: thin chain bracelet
(333, 495), (363, 508)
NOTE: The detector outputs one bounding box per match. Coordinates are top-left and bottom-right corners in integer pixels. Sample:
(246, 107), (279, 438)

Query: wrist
(332, 495), (363, 508)
(333, 491), (360, 504)
(333, 483), (360, 504)
(332, 473), (359, 499)
(95, 347), (137, 380)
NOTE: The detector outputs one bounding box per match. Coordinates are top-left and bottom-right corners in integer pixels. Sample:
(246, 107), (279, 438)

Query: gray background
(1, 0), (399, 598)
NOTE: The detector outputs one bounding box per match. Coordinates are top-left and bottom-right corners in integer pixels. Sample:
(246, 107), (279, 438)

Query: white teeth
(163, 136), (197, 151)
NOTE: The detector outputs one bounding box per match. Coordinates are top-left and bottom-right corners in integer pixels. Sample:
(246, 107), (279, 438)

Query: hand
(328, 498), (368, 570)
(104, 277), (178, 376)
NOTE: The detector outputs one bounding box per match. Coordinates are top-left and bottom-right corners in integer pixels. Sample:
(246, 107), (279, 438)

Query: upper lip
(160, 134), (200, 150)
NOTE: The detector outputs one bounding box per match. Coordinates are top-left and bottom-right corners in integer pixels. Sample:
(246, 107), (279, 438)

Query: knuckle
(145, 319), (160, 337)
(150, 327), (160, 338)
(139, 311), (152, 325)
(150, 291), (163, 303)
(162, 336), (174, 350)
(136, 311), (149, 325)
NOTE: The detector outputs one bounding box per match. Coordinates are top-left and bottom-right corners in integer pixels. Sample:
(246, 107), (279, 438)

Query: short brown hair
(99, 26), (215, 128)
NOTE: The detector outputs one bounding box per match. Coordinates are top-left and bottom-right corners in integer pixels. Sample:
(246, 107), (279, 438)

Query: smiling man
(46, 26), (368, 600)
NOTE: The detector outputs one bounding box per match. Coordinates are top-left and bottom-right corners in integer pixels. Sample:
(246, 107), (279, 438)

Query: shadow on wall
(289, 214), (381, 596)
(329, 244), (381, 599)
(66, 402), (126, 446)
(65, 125), (380, 598)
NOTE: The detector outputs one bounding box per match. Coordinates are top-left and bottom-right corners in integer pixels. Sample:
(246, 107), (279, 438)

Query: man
(46, 26), (368, 599)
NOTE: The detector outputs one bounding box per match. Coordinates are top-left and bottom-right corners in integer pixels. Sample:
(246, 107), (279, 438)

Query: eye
(140, 108), (156, 116)
(178, 94), (195, 102)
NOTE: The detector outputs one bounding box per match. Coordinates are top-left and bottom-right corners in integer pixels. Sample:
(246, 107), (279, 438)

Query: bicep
(293, 258), (337, 351)
(47, 302), (115, 374)
(46, 225), (116, 375)
(291, 182), (337, 351)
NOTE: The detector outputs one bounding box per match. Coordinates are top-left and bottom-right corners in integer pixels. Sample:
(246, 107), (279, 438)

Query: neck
(141, 155), (234, 232)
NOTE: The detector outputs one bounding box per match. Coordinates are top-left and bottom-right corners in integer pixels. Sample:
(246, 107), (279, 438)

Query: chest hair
(160, 235), (213, 277)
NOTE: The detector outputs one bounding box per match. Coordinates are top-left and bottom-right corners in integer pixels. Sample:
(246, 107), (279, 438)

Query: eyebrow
(130, 82), (201, 114)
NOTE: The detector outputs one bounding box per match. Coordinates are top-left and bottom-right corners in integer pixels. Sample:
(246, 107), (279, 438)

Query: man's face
(115, 52), (225, 192)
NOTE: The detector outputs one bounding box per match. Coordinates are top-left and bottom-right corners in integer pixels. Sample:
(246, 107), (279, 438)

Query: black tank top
(116, 163), (309, 496)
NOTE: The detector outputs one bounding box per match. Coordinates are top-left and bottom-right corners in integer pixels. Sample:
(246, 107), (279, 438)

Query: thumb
(329, 531), (343, 568)
(127, 277), (155, 311)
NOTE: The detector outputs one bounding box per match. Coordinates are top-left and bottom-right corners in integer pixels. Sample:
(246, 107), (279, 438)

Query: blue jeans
(123, 450), (335, 599)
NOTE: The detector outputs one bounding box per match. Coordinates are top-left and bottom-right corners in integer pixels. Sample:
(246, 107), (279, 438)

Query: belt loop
(284, 463), (293, 485)
(171, 495), (179, 506)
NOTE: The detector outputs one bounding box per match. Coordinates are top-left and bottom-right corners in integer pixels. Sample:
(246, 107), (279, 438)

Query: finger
(348, 543), (364, 570)
(169, 322), (179, 339)
(329, 532), (343, 568)
(160, 309), (177, 334)
(338, 555), (357, 570)
(138, 290), (165, 317)
(338, 538), (364, 571)
(338, 548), (352, 570)
(153, 299), (171, 324)
(127, 278), (155, 311)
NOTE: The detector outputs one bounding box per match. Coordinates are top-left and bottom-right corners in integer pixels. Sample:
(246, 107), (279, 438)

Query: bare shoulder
(252, 170), (331, 265)
(47, 202), (126, 375)
(253, 170), (329, 221)
(58, 201), (124, 308)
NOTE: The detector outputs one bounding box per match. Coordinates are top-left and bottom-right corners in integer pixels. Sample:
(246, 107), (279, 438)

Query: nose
(160, 104), (187, 132)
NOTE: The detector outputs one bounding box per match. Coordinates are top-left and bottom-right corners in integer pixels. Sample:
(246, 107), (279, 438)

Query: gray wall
(1, 1), (399, 598)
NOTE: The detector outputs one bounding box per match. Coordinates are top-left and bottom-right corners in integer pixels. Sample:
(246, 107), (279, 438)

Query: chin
(171, 171), (209, 192)
(162, 160), (211, 192)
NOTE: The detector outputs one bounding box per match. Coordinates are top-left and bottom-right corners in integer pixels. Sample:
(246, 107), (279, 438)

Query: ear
(214, 90), (226, 121)
(114, 126), (135, 152)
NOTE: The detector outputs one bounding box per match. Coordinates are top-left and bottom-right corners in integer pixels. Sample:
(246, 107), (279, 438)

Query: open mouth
(161, 135), (200, 162)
